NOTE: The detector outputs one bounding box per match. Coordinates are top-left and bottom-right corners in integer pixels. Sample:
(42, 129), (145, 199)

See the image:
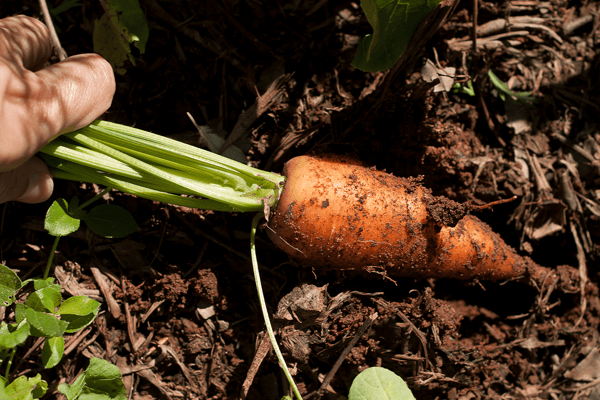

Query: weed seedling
(0, 190), (135, 399)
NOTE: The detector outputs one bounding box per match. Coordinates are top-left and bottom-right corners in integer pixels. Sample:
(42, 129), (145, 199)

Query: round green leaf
(59, 296), (101, 333)
(349, 367), (415, 400)
(59, 296), (101, 316)
(33, 278), (60, 292)
(2, 373), (46, 399)
(58, 357), (126, 400)
(0, 321), (30, 350)
(83, 204), (138, 238)
(26, 287), (62, 313)
(42, 337), (65, 369)
(0, 265), (22, 307)
(45, 199), (80, 237)
(24, 307), (68, 338)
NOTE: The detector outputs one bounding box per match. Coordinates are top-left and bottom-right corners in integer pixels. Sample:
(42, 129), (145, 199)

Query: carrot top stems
(39, 121), (285, 213)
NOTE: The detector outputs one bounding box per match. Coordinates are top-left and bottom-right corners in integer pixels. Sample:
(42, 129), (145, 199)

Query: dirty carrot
(41, 121), (557, 283)
(266, 155), (552, 282)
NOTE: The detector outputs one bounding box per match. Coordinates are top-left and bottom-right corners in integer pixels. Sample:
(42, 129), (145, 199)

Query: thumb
(36, 53), (116, 133)
(0, 157), (54, 204)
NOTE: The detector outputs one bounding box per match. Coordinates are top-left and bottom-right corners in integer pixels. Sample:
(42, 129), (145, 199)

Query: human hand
(0, 15), (115, 204)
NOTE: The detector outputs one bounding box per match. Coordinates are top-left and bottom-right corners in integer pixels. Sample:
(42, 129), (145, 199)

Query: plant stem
(250, 214), (302, 400)
(78, 187), (113, 210)
(44, 236), (61, 280)
(4, 347), (16, 380)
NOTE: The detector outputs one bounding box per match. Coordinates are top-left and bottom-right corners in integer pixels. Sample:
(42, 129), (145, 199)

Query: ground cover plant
(0, 192), (131, 398)
(1, 0), (599, 399)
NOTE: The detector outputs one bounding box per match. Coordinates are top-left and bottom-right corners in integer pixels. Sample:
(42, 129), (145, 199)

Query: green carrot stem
(40, 120), (285, 212)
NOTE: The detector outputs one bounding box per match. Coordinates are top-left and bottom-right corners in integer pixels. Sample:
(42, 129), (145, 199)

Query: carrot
(267, 155), (552, 282)
(41, 122), (571, 284)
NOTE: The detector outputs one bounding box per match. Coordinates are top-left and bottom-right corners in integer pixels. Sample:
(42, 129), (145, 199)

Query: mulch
(1, 0), (600, 399)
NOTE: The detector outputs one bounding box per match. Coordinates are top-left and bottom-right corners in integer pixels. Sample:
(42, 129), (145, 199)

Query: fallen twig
(38, 0), (67, 60)
(313, 313), (378, 399)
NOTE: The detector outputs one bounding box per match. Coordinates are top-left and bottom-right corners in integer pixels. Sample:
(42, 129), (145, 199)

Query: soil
(2, 0), (600, 399)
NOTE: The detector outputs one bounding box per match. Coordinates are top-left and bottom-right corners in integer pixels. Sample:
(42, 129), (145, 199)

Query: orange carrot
(267, 155), (553, 282)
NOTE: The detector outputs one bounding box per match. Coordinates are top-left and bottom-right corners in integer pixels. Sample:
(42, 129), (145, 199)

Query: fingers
(0, 156), (53, 204)
(0, 15), (116, 204)
(36, 53), (116, 133)
(0, 15), (52, 71)
(0, 20), (115, 168)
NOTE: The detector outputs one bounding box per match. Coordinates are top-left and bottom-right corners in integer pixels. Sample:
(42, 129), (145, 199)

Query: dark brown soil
(2, 0), (600, 399)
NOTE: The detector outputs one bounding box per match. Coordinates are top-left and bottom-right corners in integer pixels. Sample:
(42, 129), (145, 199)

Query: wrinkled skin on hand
(0, 15), (115, 204)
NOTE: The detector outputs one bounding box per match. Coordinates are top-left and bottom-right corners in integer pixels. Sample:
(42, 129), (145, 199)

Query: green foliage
(44, 198), (80, 237)
(352, 0), (442, 72)
(348, 367), (415, 400)
(452, 80), (475, 96)
(83, 204), (139, 238)
(0, 374), (47, 400)
(39, 120), (284, 213)
(12, 281), (100, 340)
(488, 70), (537, 106)
(25, 286), (62, 313)
(0, 273), (107, 399)
(0, 190), (130, 397)
(44, 196), (138, 239)
(0, 321), (30, 350)
(59, 296), (101, 333)
(42, 337), (64, 369)
(0, 265), (22, 307)
(93, 0), (149, 74)
(58, 357), (127, 400)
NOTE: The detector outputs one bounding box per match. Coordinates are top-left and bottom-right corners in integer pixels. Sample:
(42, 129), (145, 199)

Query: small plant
(348, 367), (415, 400)
(94, 0), (149, 74)
(351, 0), (443, 72)
(0, 192), (135, 399)
(488, 70), (537, 106)
(452, 79), (475, 96)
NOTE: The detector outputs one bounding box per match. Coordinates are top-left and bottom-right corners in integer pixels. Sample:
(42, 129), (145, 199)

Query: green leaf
(14, 304), (26, 324)
(42, 337), (65, 369)
(59, 296), (100, 333)
(69, 196), (80, 210)
(25, 287), (62, 313)
(32, 278), (60, 292)
(58, 373), (86, 400)
(45, 198), (81, 237)
(0, 374), (47, 400)
(0, 265), (22, 307)
(82, 204), (138, 238)
(58, 357), (127, 400)
(93, 0), (149, 74)
(0, 321), (30, 350)
(348, 367), (415, 400)
(23, 307), (68, 338)
(31, 380), (48, 399)
(352, 0), (442, 72)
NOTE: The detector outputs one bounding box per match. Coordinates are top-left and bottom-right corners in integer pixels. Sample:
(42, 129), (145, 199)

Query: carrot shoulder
(267, 155), (549, 281)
